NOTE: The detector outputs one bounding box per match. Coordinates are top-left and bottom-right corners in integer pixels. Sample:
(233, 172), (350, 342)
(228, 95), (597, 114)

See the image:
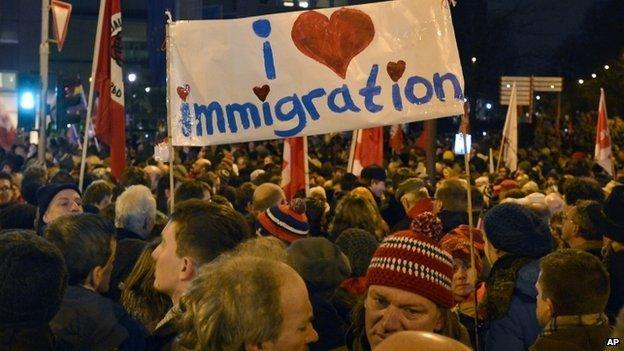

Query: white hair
(115, 185), (156, 238)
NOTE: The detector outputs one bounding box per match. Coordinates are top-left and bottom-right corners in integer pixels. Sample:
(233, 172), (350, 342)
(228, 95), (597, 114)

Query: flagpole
(38, 0), (50, 164)
(347, 129), (358, 173)
(79, 0), (106, 191)
(303, 136), (310, 197)
(497, 82), (516, 173)
(165, 12), (175, 214)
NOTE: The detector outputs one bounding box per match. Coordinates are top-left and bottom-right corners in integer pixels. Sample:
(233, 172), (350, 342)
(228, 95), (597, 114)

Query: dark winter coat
(529, 321), (611, 351)
(606, 250), (624, 322)
(484, 257), (542, 351)
(50, 285), (147, 351)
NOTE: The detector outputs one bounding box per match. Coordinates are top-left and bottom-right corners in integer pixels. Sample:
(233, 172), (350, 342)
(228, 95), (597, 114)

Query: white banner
(167, 0), (464, 146)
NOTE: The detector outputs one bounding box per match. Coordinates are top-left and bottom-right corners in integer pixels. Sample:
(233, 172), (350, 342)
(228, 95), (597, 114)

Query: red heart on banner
(387, 60), (406, 82)
(291, 8), (375, 79)
(253, 84), (270, 102)
(177, 84), (190, 101)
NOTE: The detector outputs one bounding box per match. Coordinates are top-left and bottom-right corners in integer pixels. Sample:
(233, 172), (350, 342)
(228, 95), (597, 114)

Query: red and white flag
(348, 127), (383, 177)
(389, 124), (404, 153)
(94, 0), (125, 179)
(500, 83), (518, 171)
(595, 88), (614, 176)
(281, 137), (308, 200)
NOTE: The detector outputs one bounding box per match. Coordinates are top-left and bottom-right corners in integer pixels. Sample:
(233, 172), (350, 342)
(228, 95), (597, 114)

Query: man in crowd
(83, 180), (114, 214)
(252, 182), (285, 216)
(392, 177), (433, 231)
(149, 199), (252, 350)
(531, 250), (611, 351)
(35, 183), (83, 235)
(360, 164), (386, 208)
(176, 255), (319, 350)
(0, 230), (68, 351)
(561, 200), (606, 259)
(45, 213), (146, 350)
(115, 184), (156, 241)
(0, 171), (16, 210)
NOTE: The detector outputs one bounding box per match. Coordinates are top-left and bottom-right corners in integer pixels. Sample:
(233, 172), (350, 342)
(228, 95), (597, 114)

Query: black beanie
(335, 228), (379, 277)
(484, 203), (553, 258)
(0, 230), (68, 328)
(36, 183), (81, 227)
(287, 237), (351, 293)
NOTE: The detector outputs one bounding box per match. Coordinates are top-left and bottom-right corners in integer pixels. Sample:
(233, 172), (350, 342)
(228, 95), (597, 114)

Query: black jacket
(50, 285), (147, 351)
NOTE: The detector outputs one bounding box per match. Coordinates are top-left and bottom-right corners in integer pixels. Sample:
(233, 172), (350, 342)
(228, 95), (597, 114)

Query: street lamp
(471, 57), (477, 63)
(128, 73), (137, 82)
(578, 79), (584, 85)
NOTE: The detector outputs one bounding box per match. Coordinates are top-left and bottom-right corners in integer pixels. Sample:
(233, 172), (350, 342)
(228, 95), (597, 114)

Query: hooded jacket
(484, 257), (542, 351)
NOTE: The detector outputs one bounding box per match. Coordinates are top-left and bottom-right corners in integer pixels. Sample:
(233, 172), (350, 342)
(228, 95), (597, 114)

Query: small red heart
(253, 85), (270, 102)
(177, 84), (190, 101)
(291, 8), (375, 79)
(386, 60), (406, 82)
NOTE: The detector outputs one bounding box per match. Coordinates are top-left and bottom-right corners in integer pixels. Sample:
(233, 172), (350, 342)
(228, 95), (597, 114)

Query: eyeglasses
(0, 186), (11, 192)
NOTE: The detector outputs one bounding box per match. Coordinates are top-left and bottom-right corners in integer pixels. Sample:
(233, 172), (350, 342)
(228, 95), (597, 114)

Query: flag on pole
(595, 88), (614, 177)
(94, 0), (125, 179)
(348, 127), (384, 177)
(500, 82), (518, 172)
(389, 124), (404, 153)
(281, 137), (308, 200)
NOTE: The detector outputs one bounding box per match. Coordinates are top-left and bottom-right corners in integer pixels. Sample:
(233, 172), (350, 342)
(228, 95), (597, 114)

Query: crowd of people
(0, 129), (623, 351)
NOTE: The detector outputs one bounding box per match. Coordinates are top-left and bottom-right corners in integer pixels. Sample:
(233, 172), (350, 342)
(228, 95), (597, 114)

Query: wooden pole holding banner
(165, 11), (175, 214)
(425, 120), (436, 188)
(303, 136), (310, 197)
(79, 0), (106, 191)
(460, 102), (479, 349)
(462, 130), (479, 349)
(347, 129), (358, 174)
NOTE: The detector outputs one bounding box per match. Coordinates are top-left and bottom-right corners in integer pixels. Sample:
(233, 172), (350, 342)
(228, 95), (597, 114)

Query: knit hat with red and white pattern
(366, 212), (454, 308)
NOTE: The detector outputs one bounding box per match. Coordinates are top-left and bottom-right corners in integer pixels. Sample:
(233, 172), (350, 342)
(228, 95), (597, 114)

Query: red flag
(415, 126), (428, 150)
(595, 88), (614, 176)
(94, 0), (125, 179)
(281, 137), (308, 200)
(348, 127), (383, 177)
(389, 124), (404, 153)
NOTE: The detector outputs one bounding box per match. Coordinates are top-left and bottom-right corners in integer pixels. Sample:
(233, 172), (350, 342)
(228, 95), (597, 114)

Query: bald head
(375, 331), (471, 351)
(253, 183), (285, 213)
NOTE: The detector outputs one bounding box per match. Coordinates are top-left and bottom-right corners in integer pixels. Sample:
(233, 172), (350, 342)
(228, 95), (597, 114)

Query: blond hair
(176, 256), (288, 350)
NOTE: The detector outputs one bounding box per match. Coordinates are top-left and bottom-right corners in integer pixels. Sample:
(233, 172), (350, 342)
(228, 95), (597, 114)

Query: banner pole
(165, 12), (175, 213)
(303, 136), (310, 197)
(347, 129), (358, 173)
(79, 0), (106, 191)
(462, 130), (478, 349)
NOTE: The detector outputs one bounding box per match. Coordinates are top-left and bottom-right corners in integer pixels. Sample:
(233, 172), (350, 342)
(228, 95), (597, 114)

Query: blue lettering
(263, 42), (276, 80)
(194, 102), (225, 136)
(359, 64), (383, 113)
(392, 83), (403, 111)
(262, 102), (274, 126)
(225, 103), (261, 133)
(405, 76), (433, 105)
(328, 85), (360, 113)
(180, 103), (191, 137)
(252, 19), (271, 38)
(274, 94), (306, 137)
(433, 72), (463, 101)
(301, 88), (326, 120)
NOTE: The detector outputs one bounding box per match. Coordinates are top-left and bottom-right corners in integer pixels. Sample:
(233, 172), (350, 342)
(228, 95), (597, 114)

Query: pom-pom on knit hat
(258, 198), (309, 244)
(366, 212), (454, 308)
